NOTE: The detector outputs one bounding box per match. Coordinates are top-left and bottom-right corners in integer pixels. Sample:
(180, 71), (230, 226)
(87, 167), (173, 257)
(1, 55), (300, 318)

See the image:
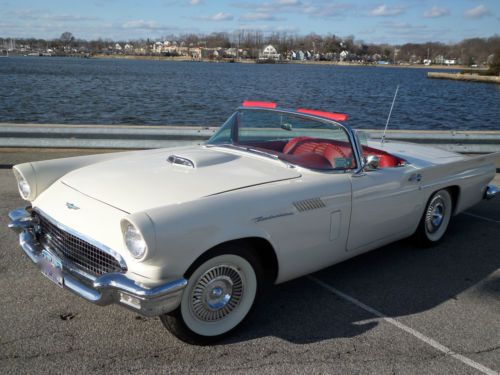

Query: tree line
(2, 31), (499, 64)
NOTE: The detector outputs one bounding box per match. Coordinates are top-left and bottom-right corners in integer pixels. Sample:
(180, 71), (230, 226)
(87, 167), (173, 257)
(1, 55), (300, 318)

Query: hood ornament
(66, 202), (80, 210)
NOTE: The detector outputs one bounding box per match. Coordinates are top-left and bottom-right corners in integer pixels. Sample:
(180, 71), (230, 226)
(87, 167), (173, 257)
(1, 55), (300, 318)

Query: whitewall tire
(416, 189), (453, 245)
(160, 244), (262, 345)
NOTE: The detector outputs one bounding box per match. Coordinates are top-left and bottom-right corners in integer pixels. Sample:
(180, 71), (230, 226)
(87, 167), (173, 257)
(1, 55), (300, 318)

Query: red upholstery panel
(283, 137), (405, 169)
(283, 136), (309, 153)
(361, 145), (406, 168)
(281, 153), (332, 170)
(283, 137), (356, 169)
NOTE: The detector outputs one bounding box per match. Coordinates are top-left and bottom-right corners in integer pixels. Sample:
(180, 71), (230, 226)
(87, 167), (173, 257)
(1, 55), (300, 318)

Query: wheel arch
(445, 185), (460, 215)
(183, 237), (279, 284)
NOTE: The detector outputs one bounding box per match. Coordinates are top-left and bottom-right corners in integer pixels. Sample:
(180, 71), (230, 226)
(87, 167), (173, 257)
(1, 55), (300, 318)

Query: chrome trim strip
(252, 212), (294, 223)
(33, 207), (128, 270)
(94, 273), (187, 299)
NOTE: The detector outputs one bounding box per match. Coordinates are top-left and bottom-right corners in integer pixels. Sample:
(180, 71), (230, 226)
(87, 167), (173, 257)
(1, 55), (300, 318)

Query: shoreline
(5, 54), (482, 71)
(89, 54), (474, 70)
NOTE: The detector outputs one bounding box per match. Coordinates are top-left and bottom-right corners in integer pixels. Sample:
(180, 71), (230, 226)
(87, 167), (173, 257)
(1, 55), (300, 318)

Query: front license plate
(40, 249), (64, 288)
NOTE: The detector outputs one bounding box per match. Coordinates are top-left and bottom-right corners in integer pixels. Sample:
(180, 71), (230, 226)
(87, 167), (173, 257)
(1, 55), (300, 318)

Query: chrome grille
(34, 212), (126, 276)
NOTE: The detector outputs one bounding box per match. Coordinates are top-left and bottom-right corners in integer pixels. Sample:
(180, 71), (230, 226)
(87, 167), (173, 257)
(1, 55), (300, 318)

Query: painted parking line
(463, 212), (500, 224)
(308, 275), (499, 375)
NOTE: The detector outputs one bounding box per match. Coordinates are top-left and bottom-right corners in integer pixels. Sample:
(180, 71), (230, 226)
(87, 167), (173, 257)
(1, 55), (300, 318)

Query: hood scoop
(167, 155), (195, 168)
(166, 149), (240, 169)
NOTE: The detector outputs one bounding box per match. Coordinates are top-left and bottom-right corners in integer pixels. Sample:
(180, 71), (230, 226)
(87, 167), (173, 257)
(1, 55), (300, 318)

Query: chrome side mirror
(364, 155), (380, 170)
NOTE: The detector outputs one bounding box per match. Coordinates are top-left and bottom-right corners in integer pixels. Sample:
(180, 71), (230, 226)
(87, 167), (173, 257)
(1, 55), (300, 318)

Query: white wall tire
(160, 245), (262, 345)
(416, 189), (453, 245)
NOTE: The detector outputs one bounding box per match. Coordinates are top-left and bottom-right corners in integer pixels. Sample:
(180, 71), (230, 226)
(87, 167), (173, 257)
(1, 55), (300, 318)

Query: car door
(347, 166), (424, 252)
(259, 173), (353, 283)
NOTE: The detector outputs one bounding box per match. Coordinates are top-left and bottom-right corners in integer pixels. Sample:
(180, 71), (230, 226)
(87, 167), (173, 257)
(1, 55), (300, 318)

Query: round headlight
(124, 222), (147, 259)
(13, 169), (31, 200)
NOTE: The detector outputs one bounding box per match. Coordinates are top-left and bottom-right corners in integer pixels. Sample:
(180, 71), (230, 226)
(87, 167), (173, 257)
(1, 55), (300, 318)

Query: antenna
(381, 84), (399, 146)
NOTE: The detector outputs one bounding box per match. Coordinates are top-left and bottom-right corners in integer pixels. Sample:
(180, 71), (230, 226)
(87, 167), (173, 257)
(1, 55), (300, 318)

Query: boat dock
(427, 72), (500, 84)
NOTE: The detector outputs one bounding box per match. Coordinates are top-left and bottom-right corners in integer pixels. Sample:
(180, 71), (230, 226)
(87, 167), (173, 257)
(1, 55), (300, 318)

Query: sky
(0, 0), (499, 44)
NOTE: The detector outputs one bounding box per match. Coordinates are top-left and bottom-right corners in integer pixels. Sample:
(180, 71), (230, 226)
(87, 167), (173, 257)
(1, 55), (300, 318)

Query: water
(0, 57), (499, 130)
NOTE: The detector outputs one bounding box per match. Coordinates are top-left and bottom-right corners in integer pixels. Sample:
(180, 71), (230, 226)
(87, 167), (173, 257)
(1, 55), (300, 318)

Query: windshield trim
(206, 107), (363, 173)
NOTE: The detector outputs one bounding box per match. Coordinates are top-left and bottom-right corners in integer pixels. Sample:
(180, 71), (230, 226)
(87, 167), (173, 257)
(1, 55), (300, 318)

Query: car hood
(61, 146), (301, 213)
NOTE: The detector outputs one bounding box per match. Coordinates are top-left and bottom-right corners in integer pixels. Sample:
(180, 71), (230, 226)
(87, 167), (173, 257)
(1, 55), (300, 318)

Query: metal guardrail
(0, 123), (499, 154)
(362, 129), (500, 154)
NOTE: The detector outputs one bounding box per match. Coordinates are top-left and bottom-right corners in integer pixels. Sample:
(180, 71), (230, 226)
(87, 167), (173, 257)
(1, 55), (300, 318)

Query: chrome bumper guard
(8, 207), (187, 317)
(484, 185), (499, 200)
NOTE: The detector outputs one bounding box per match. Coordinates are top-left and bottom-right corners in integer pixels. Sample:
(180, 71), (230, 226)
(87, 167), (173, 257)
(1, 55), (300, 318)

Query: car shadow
(222, 210), (500, 345)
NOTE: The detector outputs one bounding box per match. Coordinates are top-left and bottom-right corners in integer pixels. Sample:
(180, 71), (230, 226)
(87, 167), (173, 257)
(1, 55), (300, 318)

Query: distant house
(260, 45), (280, 60)
(201, 48), (220, 59)
(434, 55), (445, 65)
(189, 47), (202, 59)
(444, 59), (456, 65)
(224, 48), (238, 58)
(124, 44), (133, 52)
(339, 50), (349, 61)
(293, 50), (305, 60)
(114, 43), (122, 51)
(152, 42), (163, 54)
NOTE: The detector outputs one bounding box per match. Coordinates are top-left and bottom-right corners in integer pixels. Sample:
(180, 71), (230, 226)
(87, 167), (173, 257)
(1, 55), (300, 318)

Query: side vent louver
(167, 155), (195, 168)
(293, 198), (326, 212)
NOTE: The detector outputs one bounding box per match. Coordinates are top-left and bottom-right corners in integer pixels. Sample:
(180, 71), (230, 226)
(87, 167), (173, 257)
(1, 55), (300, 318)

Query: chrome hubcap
(426, 197), (445, 233)
(191, 265), (244, 322)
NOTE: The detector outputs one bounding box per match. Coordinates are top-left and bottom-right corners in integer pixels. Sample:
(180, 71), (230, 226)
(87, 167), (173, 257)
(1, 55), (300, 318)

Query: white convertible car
(9, 101), (498, 344)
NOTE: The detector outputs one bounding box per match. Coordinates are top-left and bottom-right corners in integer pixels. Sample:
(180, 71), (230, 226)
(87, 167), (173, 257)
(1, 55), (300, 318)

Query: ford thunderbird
(8, 101), (499, 344)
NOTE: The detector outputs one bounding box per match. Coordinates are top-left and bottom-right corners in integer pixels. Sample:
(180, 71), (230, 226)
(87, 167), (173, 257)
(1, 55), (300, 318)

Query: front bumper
(8, 207), (187, 317)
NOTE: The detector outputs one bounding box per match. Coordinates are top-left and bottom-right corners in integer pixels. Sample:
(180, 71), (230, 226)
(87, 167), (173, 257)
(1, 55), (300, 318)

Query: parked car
(9, 101), (498, 344)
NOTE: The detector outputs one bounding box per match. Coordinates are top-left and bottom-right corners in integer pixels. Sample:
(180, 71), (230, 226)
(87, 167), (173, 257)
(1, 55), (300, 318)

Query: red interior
(282, 137), (355, 169)
(240, 137), (405, 170)
(360, 144), (406, 168)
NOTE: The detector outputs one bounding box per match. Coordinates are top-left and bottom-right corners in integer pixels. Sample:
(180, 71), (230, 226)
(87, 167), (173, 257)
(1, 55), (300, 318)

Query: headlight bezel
(13, 168), (32, 200)
(122, 220), (148, 259)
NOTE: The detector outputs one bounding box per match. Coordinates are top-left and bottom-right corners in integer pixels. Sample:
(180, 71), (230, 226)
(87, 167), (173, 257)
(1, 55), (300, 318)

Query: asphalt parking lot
(0, 150), (499, 374)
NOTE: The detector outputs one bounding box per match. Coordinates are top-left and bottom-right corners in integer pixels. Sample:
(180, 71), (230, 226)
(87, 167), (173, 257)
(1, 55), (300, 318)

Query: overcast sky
(0, 0), (499, 44)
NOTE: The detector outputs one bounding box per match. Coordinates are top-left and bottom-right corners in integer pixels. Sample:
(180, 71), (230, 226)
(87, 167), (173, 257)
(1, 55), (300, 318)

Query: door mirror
(364, 155), (380, 170)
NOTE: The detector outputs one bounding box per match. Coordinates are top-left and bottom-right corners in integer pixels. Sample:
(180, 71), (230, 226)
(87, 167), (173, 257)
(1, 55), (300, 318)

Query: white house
(260, 45), (280, 60)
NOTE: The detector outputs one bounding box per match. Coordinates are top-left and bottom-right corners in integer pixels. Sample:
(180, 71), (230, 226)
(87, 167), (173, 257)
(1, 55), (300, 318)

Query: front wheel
(415, 189), (453, 245)
(160, 245), (262, 345)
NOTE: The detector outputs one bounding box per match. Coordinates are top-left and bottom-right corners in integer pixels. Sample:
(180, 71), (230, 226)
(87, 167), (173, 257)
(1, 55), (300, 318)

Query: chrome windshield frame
(207, 107), (364, 173)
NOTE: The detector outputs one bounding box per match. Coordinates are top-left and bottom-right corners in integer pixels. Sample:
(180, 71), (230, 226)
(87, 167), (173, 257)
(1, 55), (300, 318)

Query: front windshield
(207, 109), (357, 171)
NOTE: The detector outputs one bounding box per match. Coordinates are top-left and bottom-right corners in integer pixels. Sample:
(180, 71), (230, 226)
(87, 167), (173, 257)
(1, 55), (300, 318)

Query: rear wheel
(415, 189), (453, 245)
(160, 244), (262, 345)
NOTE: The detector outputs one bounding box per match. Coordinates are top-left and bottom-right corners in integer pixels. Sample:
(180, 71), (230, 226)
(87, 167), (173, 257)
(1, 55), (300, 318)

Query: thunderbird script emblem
(66, 202), (80, 210)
